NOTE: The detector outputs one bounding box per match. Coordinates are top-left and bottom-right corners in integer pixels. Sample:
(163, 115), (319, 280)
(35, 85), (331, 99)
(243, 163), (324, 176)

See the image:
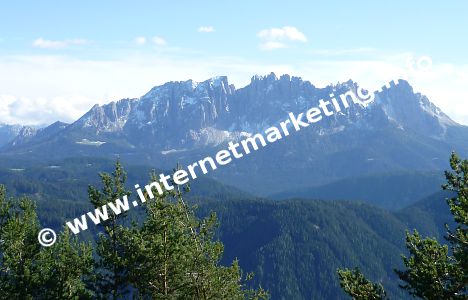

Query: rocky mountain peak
(7, 126), (37, 147)
(71, 98), (137, 134)
(375, 79), (457, 136)
(2, 73), (464, 156)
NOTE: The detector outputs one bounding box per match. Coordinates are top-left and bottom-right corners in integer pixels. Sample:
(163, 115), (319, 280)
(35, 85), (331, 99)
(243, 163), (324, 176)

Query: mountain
(269, 171), (445, 210)
(0, 123), (23, 147)
(0, 73), (464, 299)
(0, 121), (68, 150)
(5, 121), (68, 149)
(198, 194), (453, 299)
(1, 73), (467, 199)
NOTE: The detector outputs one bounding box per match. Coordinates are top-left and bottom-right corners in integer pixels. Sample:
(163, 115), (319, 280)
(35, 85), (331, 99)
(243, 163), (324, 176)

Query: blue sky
(1, 1), (467, 125)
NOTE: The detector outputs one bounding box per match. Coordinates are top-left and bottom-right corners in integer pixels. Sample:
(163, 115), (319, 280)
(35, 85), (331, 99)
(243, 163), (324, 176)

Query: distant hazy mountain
(0, 123), (23, 147)
(6, 121), (68, 148)
(270, 171), (445, 210)
(2, 73), (467, 197)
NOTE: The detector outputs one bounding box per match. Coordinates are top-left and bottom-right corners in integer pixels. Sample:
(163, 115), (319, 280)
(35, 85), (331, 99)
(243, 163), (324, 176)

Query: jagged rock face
(226, 73), (320, 132)
(42, 73), (460, 149)
(71, 98), (137, 134)
(9, 126), (37, 146)
(1, 73), (467, 194)
(123, 77), (234, 148)
(0, 124), (23, 147)
(375, 80), (457, 138)
(5, 121), (69, 148)
(7, 74), (458, 151)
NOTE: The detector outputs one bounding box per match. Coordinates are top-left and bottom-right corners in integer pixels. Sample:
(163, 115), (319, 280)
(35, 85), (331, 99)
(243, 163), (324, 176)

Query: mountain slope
(0, 123), (23, 147)
(1, 74), (467, 199)
(199, 196), (453, 300)
(0, 154), (456, 299)
(269, 171), (445, 210)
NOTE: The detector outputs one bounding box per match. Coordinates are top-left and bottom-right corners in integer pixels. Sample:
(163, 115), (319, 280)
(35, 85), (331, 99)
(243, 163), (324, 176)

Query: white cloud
(133, 36), (167, 47)
(33, 38), (88, 49)
(198, 26), (215, 33)
(260, 41), (288, 51)
(290, 54), (468, 125)
(0, 94), (101, 126)
(0, 52), (467, 126)
(152, 36), (167, 46)
(135, 36), (146, 45)
(257, 26), (307, 50)
(0, 54), (296, 125)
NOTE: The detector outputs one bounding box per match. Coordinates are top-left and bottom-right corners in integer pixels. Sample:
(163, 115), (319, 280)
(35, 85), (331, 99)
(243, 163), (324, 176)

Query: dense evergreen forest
(338, 153), (467, 299)
(0, 161), (267, 299)
(0, 154), (464, 299)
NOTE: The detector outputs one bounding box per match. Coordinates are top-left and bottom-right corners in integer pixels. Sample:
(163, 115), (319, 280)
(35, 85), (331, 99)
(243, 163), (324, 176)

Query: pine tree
(443, 153), (468, 293)
(395, 230), (460, 299)
(87, 160), (133, 299)
(337, 268), (387, 300)
(1, 160), (268, 299)
(396, 152), (467, 299)
(37, 228), (94, 299)
(0, 191), (41, 299)
(119, 169), (268, 299)
(337, 152), (468, 299)
(0, 185), (93, 299)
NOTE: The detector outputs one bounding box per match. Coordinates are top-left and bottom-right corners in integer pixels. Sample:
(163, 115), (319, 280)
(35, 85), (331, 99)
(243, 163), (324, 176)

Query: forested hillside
(0, 156), (455, 299)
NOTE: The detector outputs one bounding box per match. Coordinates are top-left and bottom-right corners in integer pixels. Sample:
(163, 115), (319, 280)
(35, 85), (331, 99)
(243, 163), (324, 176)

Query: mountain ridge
(1, 73), (467, 196)
(3, 74), (463, 149)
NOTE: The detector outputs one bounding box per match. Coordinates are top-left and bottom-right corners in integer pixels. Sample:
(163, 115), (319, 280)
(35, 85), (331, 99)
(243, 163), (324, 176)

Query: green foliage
(444, 152), (468, 291)
(395, 231), (459, 299)
(197, 199), (415, 299)
(0, 160), (267, 299)
(337, 268), (386, 300)
(0, 185), (93, 299)
(338, 153), (468, 300)
(37, 229), (94, 299)
(122, 191), (266, 299)
(88, 160), (133, 299)
(395, 152), (467, 299)
(0, 191), (41, 299)
(2, 154), (464, 299)
(86, 162), (267, 299)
